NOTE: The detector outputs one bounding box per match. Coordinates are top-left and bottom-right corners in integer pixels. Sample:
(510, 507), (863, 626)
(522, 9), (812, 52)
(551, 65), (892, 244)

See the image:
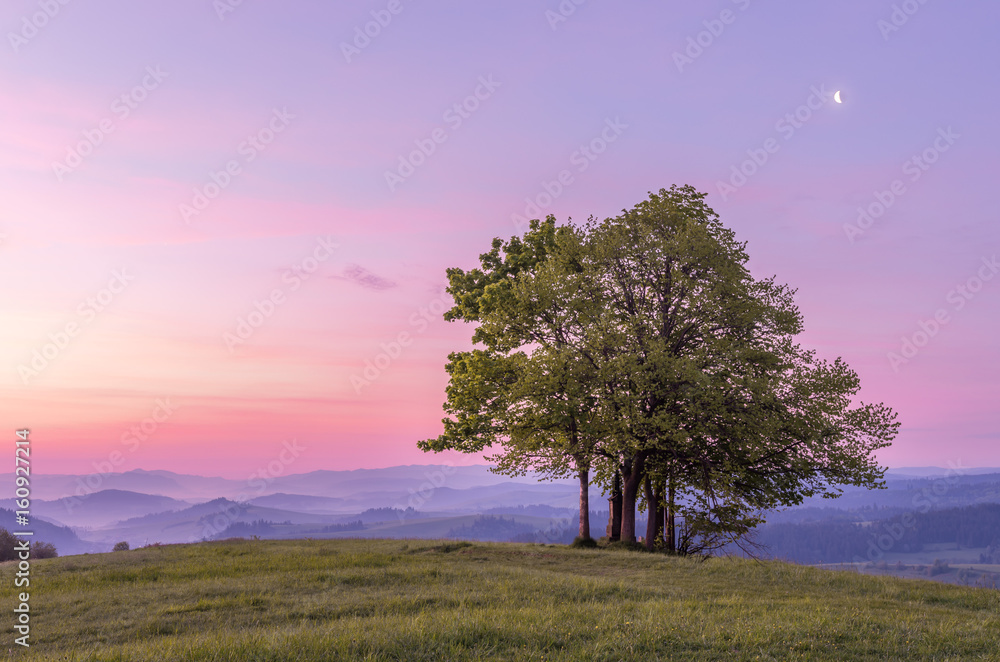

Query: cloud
(335, 264), (398, 291)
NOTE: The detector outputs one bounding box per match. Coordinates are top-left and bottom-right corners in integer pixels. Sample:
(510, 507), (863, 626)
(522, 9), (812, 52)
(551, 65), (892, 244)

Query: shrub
(927, 559), (950, 577)
(432, 542), (473, 553)
(113, 541), (130, 552)
(604, 540), (648, 552)
(0, 528), (16, 562)
(32, 541), (58, 559)
(0, 529), (56, 560)
(571, 536), (598, 549)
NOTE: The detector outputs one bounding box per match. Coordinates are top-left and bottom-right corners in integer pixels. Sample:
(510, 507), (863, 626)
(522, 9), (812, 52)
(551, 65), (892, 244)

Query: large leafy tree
(420, 186), (898, 551)
(572, 187), (897, 545)
(566, 185), (780, 543)
(419, 219), (607, 540)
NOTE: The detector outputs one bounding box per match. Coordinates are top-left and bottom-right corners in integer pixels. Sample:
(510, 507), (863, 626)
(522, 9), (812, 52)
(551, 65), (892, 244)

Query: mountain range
(2, 465), (997, 556)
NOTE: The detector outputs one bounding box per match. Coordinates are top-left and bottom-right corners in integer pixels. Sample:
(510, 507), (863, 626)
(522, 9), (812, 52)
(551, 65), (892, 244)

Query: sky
(1, 1), (997, 478)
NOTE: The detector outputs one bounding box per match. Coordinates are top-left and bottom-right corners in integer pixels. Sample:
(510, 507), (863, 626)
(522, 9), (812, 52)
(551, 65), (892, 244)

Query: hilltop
(3, 538), (998, 660)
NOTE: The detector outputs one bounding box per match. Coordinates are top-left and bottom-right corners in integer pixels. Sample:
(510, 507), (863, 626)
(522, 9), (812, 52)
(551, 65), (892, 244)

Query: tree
(420, 185), (898, 552)
(0, 528), (16, 562)
(0, 529), (58, 560)
(419, 219), (608, 540)
(567, 184), (783, 544)
(565, 187), (895, 547)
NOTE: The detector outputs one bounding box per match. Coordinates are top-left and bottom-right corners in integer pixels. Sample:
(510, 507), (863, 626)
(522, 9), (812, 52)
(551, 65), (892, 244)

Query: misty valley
(3, 465), (999, 590)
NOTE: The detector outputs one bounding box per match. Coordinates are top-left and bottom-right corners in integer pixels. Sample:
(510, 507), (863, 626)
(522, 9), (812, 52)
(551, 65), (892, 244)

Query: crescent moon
(834, 90), (842, 104)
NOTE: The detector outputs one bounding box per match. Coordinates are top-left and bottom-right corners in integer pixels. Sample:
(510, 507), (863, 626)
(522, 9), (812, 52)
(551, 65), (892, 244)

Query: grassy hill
(3, 539), (999, 661)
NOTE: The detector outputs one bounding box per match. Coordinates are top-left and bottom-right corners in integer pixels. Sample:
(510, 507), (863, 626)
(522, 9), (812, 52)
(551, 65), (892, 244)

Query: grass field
(3, 538), (999, 661)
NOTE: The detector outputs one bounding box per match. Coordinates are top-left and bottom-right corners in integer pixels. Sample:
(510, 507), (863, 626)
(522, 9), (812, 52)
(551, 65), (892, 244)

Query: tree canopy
(419, 185), (899, 553)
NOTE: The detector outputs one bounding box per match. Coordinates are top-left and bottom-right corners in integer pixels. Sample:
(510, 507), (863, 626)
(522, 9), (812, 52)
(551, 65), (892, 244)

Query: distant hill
(752, 503), (1000, 565)
(788, 473), (1000, 514)
(1, 490), (189, 528)
(262, 465), (513, 497)
(5, 465), (1000, 556)
(887, 467), (1000, 478)
(79, 497), (575, 548)
(247, 493), (351, 514)
(484, 504), (579, 518)
(374, 481), (583, 512)
(86, 498), (355, 548)
(0, 466), (595, 550)
(0, 508), (100, 556)
(0, 470), (247, 501)
(0, 465), (565, 501)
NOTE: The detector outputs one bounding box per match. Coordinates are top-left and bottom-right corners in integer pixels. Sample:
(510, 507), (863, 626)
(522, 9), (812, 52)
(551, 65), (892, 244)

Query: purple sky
(1, 0), (997, 477)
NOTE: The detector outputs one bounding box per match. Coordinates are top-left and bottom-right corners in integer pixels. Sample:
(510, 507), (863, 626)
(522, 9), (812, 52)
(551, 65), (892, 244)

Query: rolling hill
(0, 507), (99, 556)
(2, 538), (997, 660)
(2, 489), (189, 528)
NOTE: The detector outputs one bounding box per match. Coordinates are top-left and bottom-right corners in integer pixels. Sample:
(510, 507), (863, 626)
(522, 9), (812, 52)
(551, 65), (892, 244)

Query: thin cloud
(335, 264), (398, 291)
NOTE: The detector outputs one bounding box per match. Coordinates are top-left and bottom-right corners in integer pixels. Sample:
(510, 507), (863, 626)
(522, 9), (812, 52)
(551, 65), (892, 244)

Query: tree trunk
(644, 476), (657, 550)
(657, 498), (670, 547)
(607, 470), (622, 541)
(653, 482), (664, 546)
(578, 467), (591, 540)
(666, 472), (676, 553)
(620, 456), (644, 543)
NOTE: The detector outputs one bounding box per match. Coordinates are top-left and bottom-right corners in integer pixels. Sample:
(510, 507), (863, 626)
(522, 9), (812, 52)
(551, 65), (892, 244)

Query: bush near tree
(0, 528), (58, 560)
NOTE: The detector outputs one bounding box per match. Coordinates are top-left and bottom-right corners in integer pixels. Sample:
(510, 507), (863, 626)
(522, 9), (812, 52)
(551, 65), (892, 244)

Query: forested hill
(753, 503), (1000, 564)
(0, 508), (98, 555)
(771, 472), (1000, 521)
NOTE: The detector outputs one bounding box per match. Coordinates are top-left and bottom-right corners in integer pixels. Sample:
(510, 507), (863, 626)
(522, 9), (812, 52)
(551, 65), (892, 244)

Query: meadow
(2, 538), (999, 661)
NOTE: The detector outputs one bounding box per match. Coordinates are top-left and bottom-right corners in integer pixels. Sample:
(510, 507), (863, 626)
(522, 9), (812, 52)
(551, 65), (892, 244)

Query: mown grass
(2, 538), (999, 660)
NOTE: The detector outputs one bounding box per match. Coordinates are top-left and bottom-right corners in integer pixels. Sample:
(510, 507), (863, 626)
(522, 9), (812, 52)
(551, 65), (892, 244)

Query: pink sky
(1, 1), (997, 478)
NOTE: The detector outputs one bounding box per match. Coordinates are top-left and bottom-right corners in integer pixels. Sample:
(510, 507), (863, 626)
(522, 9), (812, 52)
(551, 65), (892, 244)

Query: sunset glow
(2, 1), (997, 477)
